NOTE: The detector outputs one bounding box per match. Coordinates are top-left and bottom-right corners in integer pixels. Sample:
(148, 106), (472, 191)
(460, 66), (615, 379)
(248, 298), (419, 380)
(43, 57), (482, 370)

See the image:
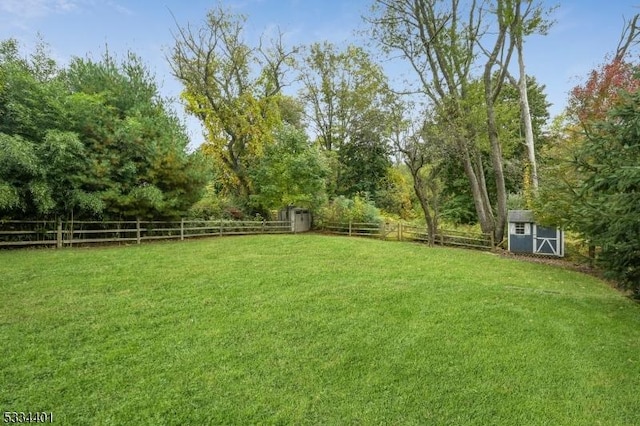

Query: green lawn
(1, 234), (639, 425)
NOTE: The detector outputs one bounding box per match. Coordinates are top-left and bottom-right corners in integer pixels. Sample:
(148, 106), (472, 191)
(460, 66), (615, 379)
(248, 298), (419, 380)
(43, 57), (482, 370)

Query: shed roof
(507, 209), (535, 223)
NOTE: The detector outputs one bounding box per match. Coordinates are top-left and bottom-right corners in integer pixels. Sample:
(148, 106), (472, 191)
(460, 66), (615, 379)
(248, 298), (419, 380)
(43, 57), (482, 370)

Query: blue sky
(1, 0), (639, 147)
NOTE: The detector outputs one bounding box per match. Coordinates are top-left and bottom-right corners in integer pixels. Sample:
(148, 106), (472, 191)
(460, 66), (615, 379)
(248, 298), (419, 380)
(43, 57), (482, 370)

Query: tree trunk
(517, 41), (538, 190)
(483, 8), (513, 246)
(473, 149), (493, 225)
(486, 100), (508, 244)
(460, 141), (494, 236)
(410, 168), (436, 246)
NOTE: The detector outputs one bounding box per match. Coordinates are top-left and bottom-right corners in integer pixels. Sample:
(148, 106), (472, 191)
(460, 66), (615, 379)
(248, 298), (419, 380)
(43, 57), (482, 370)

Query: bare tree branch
(616, 14), (640, 60)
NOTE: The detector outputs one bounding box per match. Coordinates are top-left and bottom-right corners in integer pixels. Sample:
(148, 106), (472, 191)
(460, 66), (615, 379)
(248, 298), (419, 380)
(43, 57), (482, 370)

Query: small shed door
(533, 226), (563, 256)
(293, 210), (310, 232)
(295, 211), (304, 232)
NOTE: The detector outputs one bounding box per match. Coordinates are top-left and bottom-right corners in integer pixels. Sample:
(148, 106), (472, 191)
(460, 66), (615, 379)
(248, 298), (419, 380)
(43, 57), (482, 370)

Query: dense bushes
(0, 39), (208, 221)
(315, 195), (382, 226)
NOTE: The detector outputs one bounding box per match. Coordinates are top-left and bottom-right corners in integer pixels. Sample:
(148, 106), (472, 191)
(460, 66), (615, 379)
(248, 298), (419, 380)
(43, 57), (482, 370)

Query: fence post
(180, 218), (184, 241)
(68, 219), (74, 247)
(440, 232), (444, 245)
(348, 220), (352, 237)
(56, 218), (63, 249)
(136, 218), (141, 245)
(398, 222), (402, 241)
(219, 219), (223, 236)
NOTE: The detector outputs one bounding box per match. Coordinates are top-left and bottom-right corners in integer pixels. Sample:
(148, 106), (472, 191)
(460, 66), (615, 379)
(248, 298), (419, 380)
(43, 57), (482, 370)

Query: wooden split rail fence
(1, 219), (493, 251)
(0, 219), (294, 248)
(317, 221), (494, 250)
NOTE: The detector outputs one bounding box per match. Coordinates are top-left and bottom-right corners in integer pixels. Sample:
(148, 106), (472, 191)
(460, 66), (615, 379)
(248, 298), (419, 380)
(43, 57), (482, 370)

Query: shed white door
(533, 226), (562, 256)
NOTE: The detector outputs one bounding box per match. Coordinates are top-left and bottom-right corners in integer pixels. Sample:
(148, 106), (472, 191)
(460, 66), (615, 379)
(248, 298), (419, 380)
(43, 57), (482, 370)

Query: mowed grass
(1, 235), (639, 425)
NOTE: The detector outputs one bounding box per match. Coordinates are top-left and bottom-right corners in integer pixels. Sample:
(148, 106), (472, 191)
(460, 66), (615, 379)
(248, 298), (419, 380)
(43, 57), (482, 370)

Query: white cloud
(0, 0), (79, 19)
(0, 0), (132, 33)
(105, 0), (133, 17)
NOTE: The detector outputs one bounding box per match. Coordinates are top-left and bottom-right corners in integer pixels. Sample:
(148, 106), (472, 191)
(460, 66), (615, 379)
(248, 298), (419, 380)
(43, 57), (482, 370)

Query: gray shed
(507, 210), (564, 257)
(278, 206), (312, 233)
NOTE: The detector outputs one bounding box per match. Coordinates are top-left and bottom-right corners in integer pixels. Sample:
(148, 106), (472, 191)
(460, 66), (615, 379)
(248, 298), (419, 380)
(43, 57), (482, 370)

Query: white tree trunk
(517, 43), (538, 190)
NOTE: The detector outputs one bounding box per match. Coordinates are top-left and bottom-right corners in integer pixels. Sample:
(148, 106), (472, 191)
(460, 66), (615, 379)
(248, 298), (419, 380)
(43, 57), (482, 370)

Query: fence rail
(319, 221), (382, 237)
(1, 219), (493, 251)
(0, 219), (293, 248)
(316, 221), (493, 250)
(401, 224), (493, 249)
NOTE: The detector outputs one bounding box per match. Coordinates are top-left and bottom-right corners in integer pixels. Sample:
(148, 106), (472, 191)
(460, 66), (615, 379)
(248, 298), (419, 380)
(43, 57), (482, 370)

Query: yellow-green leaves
(170, 5), (293, 204)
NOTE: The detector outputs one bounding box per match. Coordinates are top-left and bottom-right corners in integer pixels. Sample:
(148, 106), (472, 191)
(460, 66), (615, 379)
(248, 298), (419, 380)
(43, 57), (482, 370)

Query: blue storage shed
(507, 210), (564, 257)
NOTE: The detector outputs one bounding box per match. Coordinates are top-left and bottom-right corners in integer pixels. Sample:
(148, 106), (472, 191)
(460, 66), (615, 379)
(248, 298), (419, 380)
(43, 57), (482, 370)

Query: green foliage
(276, 95), (306, 131)
(537, 58), (640, 294)
(0, 181), (19, 211)
(440, 193), (478, 225)
(299, 42), (395, 199)
(506, 191), (527, 210)
(189, 188), (247, 220)
(249, 124), (328, 212)
(316, 195), (382, 225)
(337, 128), (391, 197)
(569, 88), (640, 294)
(0, 38), (207, 220)
(0, 133), (46, 214)
(438, 157), (477, 225)
(64, 53), (209, 219)
(374, 165), (415, 220)
(437, 77), (551, 225)
(0, 39), (66, 142)
(170, 6), (293, 200)
(534, 115), (582, 229)
(500, 76), (552, 155)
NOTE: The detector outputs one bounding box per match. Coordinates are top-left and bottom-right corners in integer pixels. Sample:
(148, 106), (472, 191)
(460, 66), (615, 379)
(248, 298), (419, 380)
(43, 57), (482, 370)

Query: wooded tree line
(171, 0), (552, 233)
(0, 39), (208, 220)
(1, 1), (638, 294)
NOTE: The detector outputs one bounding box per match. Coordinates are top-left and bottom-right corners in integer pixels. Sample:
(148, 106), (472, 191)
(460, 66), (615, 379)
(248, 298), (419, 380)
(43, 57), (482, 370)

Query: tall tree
(391, 105), (443, 245)
(299, 42), (393, 198)
(169, 6), (296, 203)
(0, 38), (91, 217)
(482, 0), (517, 242)
(368, 0), (552, 243)
(479, 0), (553, 240)
(506, 1), (555, 191)
(375, 165), (416, 220)
(368, 0), (499, 238)
(571, 85), (640, 295)
(539, 14), (640, 220)
(300, 43), (389, 151)
(438, 76), (550, 223)
(337, 123), (392, 197)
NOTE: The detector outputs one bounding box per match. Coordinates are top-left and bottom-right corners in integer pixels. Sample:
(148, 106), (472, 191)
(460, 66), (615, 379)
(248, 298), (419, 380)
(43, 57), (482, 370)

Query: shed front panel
(534, 226), (562, 256)
(509, 233), (534, 253)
